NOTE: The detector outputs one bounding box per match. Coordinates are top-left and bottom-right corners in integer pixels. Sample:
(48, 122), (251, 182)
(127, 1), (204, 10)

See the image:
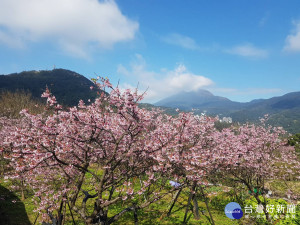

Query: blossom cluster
(0, 77), (299, 223)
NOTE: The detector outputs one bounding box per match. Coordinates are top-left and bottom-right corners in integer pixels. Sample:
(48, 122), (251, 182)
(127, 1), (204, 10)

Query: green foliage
(288, 133), (300, 153)
(210, 192), (233, 211)
(210, 188), (249, 212)
(214, 121), (232, 131)
(0, 69), (98, 106)
(268, 111), (300, 135)
(138, 103), (179, 116)
(0, 90), (45, 118)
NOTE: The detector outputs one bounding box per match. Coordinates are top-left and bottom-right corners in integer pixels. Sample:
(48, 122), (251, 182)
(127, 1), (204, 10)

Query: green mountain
(230, 92), (300, 134)
(0, 69), (97, 106)
(138, 103), (179, 115)
(155, 89), (244, 115)
(155, 90), (300, 134)
(1, 69), (299, 134)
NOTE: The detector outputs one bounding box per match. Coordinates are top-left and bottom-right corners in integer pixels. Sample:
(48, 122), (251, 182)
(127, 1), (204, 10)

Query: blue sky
(1, 0), (300, 103)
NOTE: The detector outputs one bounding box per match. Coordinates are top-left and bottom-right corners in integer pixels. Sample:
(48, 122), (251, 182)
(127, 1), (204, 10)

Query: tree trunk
(242, 179), (271, 222)
(192, 195), (200, 220)
(199, 185), (215, 225)
(254, 194), (270, 222)
(183, 190), (193, 224)
(21, 180), (25, 201)
(133, 204), (138, 225)
(183, 182), (197, 224)
(67, 200), (76, 225)
(167, 188), (182, 216)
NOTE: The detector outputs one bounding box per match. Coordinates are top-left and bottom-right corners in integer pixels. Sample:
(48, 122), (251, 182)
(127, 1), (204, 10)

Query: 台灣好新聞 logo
(225, 202), (243, 219)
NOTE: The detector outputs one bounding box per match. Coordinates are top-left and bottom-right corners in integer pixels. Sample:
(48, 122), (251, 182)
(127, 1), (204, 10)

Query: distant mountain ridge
(156, 89), (231, 109)
(155, 89), (300, 134)
(230, 91), (300, 129)
(155, 89), (246, 114)
(0, 69), (97, 106)
(155, 89), (300, 113)
(1, 69), (300, 134)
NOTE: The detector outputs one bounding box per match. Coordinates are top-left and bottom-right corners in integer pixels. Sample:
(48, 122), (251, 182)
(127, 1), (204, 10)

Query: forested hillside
(0, 69), (97, 106)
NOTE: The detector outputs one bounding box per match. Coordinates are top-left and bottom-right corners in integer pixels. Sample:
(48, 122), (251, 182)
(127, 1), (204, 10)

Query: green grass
(1, 177), (299, 225)
(0, 180), (240, 225)
(267, 180), (300, 198)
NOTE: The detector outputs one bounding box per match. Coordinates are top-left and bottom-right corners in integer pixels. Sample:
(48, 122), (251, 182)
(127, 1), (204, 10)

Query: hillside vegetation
(156, 90), (300, 134)
(0, 69), (97, 106)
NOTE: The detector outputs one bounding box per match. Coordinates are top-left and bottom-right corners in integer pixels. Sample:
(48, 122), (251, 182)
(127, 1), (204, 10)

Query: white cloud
(225, 43), (268, 58)
(0, 30), (25, 49)
(117, 54), (213, 103)
(284, 21), (300, 52)
(0, 0), (139, 57)
(162, 33), (199, 50)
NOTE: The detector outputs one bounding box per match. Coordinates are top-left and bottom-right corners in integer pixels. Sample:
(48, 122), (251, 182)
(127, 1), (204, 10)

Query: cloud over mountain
(117, 54), (213, 102)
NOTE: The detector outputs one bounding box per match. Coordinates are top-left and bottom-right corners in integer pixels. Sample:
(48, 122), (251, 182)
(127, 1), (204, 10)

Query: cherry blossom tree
(1, 79), (191, 224)
(210, 119), (300, 221)
(1, 77), (299, 225)
(150, 112), (219, 223)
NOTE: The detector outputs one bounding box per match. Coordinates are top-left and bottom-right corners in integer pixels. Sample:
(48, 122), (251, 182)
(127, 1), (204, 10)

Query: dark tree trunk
(192, 195), (200, 220)
(199, 185), (215, 225)
(183, 190), (193, 224)
(183, 182), (197, 224)
(167, 188), (182, 216)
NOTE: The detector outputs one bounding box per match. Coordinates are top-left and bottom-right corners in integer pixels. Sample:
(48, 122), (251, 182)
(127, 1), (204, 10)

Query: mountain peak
(180, 89), (213, 95)
(187, 89), (214, 97)
(155, 89), (236, 112)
